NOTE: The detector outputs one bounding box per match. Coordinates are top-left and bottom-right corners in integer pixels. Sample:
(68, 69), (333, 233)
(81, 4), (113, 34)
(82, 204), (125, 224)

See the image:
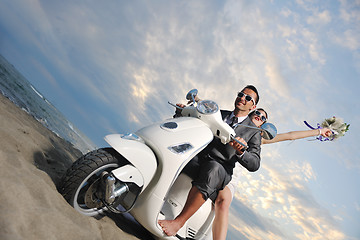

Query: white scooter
(59, 89), (276, 240)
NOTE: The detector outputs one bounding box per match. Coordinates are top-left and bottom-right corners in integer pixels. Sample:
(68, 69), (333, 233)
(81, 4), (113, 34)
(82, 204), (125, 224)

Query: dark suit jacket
(204, 110), (262, 174)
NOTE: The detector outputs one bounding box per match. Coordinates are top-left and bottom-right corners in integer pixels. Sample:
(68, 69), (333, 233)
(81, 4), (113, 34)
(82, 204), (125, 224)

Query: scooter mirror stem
(186, 89), (198, 104)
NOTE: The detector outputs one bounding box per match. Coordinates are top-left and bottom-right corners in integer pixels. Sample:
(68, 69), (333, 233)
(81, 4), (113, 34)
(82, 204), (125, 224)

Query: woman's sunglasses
(255, 110), (267, 122)
(237, 92), (256, 105)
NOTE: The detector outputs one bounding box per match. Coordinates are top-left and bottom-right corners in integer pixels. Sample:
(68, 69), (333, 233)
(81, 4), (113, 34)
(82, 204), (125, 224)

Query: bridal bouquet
(304, 116), (350, 141)
(320, 116), (350, 140)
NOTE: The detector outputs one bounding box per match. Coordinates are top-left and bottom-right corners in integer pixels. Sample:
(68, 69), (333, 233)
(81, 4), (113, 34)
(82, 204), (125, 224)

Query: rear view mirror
(186, 89), (198, 103)
(260, 122), (277, 140)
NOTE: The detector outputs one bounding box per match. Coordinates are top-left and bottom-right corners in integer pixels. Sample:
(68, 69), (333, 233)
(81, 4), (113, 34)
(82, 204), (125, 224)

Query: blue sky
(0, 0), (359, 239)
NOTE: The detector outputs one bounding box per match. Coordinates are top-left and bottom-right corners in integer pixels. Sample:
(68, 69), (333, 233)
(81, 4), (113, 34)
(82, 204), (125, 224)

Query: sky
(0, 0), (359, 239)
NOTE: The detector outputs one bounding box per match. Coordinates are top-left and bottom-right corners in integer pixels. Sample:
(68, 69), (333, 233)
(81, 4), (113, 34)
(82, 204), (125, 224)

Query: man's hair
(242, 85), (259, 104)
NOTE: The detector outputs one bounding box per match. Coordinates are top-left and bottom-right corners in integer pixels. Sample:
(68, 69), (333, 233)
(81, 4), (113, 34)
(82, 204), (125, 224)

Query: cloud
(229, 199), (285, 239)
(339, 8), (359, 22)
(280, 7), (293, 18)
(130, 69), (158, 110)
(333, 1), (360, 51)
(306, 10), (331, 25)
(277, 24), (297, 38)
(229, 152), (346, 239)
(301, 29), (326, 65)
(339, 0), (360, 16)
(3, 0), (328, 129)
(331, 29), (360, 51)
(261, 47), (291, 99)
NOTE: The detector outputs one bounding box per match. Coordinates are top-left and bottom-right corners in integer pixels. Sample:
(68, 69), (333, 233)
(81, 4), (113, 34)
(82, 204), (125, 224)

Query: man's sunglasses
(237, 92), (256, 105)
(255, 110), (267, 122)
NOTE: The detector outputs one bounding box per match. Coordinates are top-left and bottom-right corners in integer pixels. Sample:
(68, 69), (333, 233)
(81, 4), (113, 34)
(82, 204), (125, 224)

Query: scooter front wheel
(58, 148), (126, 217)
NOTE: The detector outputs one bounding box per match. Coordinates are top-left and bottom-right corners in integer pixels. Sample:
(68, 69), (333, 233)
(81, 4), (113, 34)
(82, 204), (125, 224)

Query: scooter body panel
(104, 134), (157, 189)
(129, 117), (214, 238)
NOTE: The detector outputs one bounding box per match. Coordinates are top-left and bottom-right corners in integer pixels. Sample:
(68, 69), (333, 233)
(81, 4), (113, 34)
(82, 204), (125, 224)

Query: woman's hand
(320, 128), (332, 137)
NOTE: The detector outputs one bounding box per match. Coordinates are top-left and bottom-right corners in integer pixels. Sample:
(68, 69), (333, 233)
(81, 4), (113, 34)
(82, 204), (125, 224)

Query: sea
(0, 54), (97, 153)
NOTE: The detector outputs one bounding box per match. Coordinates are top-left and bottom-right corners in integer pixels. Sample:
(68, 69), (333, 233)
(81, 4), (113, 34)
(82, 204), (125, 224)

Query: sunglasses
(237, 92), (256, 105)
(254, 110), (267, 122)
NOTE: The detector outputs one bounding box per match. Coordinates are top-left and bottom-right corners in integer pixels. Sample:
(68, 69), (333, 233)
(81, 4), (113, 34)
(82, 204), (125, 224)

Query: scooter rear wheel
(58, 148), (126, 216)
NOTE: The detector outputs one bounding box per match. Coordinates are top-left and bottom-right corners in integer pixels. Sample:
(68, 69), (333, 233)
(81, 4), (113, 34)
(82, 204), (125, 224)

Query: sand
(0, 94), (154, 240)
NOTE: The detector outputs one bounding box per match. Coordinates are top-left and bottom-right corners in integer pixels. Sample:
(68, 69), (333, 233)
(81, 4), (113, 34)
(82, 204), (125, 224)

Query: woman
(250, 108), (331, 144)
(212, 108), (332, 240)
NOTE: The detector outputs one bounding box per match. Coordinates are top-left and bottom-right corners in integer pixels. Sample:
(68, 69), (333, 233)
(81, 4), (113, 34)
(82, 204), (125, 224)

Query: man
(158, 85), (262, 237)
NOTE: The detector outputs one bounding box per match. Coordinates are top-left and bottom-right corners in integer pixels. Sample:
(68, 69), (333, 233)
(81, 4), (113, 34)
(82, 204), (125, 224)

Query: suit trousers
(184, 155), (232, 202)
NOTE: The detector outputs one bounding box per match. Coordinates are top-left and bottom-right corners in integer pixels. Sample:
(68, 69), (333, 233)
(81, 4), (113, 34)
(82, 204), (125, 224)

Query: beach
(0, 93), (153, 240)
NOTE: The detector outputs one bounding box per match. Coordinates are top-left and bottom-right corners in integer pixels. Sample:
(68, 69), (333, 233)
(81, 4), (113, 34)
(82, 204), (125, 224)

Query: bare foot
(158, 219), (183, 236)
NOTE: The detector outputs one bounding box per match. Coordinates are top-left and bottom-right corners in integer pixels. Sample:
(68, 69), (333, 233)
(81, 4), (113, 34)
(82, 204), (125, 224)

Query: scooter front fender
(104, 134), (157, 189)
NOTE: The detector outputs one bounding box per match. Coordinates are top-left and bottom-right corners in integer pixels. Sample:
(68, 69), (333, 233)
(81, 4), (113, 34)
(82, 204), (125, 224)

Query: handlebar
(230, 135), (248, 149)
(168, 101), (184, 110)
(168, 98), (243, 146)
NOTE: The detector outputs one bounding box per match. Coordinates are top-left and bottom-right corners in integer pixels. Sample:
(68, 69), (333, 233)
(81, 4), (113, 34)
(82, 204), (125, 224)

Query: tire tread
(58, 148), (125, 204)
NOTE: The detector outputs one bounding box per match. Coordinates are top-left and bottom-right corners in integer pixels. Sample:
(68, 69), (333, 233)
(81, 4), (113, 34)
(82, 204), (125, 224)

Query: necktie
(230, 117), (238, 128)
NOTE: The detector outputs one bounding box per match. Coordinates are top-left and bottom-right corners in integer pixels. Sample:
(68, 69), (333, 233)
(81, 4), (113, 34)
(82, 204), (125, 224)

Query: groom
(159, 85), (262, 236)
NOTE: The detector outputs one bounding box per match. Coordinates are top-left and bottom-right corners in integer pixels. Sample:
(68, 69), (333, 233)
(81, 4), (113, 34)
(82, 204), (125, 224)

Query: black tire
(58, 148), (127, 216)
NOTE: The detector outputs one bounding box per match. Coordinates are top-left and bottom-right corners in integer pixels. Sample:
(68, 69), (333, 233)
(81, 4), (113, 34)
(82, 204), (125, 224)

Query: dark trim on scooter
(175, 234), (195, 240)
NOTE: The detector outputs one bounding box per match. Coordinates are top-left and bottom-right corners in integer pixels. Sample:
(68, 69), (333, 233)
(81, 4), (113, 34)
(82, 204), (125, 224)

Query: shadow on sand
(33, 141), (155, 240)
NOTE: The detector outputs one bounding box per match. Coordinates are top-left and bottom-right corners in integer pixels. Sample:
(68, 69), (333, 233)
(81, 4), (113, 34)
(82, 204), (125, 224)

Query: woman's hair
(249, 108), (268, 119)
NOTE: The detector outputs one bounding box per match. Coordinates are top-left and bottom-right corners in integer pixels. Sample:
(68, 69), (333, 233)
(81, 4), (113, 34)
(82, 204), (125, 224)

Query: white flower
(321, 116), (350, 140)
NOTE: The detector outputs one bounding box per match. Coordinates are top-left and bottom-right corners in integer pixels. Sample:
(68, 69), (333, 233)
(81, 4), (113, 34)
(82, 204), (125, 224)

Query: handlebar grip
(168, 101), (184, 110)
(230, 135), (248, 149)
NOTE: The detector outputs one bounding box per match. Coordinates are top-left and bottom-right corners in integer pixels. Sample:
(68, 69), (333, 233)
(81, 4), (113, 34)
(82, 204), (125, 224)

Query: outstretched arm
(262, 128), (332, 145)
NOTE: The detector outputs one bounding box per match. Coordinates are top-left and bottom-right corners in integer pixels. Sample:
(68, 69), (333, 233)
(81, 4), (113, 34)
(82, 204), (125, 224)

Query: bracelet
(317, 128), (321, 137)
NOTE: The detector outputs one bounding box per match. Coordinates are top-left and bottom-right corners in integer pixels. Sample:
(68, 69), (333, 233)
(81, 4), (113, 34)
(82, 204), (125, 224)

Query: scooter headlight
(196, 100), (219, 114)
(121, 133), (145, 143)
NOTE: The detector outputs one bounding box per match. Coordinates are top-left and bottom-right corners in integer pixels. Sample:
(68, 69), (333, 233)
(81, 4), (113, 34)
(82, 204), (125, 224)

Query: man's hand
(173, 103), (186, 118)
(229, 137), (247, 154)
(187, 96), (201, 104)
